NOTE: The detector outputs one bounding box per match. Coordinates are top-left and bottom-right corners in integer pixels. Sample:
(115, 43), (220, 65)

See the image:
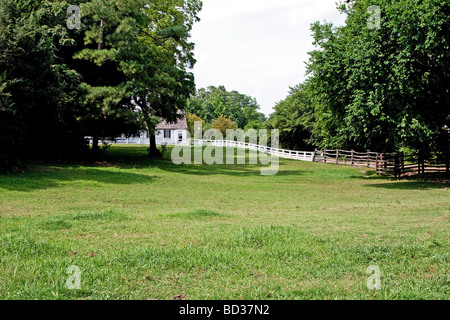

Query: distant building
(153, 114), (189, 145)
(116, 112), (189, 145)
(115, 111), (188, 146)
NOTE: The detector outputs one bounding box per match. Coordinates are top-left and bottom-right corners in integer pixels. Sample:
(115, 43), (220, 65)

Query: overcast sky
(189, 0), (348, 116)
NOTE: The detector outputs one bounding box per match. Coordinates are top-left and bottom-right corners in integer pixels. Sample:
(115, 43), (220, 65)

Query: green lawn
(0, 145), (448, 300)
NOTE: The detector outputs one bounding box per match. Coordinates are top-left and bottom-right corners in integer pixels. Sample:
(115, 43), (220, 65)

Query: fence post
(445, 136), (450, 173)
(384, 154), (388, 173)
(324, 150), (327, 163)
(401, 152), (405, 175)
(351, 150), (354, 166)
(418, 153), (421, 175)
(395, 153), (400, 178)
(376, 153), (379, 175)
(336, 149), (339, 165)
(447, 152), (450, 174)
(422, 156), (425, 174)
(312, 148), (317, 162)
(380, 153), (387, 176)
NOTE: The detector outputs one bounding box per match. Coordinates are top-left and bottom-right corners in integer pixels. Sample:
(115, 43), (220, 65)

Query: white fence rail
(98, 137), (315, 162)
(115, 138), (149, 145)
(190, 140), (315, 162)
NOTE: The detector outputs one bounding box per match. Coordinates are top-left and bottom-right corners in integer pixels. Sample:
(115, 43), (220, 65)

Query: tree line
(268, 0), (449, 162)
(185, 85), (267, 136)
(0, 0), (202, 172)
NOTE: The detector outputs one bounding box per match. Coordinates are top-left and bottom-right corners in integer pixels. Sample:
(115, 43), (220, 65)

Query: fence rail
(191, 140), (315, 162)
(109, 138), (449, 177)
(313, 149), (380, 168)
(375, 153), (449, 177)
(314, 149), (449, 177)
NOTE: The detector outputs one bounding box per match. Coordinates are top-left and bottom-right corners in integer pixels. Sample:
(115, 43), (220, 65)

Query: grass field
(0, 145), (448, 300)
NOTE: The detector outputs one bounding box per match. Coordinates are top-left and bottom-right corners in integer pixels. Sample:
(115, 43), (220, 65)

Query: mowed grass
(0, 145), (448, 300)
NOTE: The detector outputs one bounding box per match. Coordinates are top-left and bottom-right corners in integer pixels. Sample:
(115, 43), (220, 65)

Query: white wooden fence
(115, 137), (149, 145)
(190, 140), (315, 162)
(107, 138), (315, 162)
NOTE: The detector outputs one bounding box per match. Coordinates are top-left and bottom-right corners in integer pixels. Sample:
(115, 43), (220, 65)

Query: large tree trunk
(92, 19), (103, 159)
(149, 131), (161, 158)
(141, 110), (161, 158)
(92, 135), (99, 157)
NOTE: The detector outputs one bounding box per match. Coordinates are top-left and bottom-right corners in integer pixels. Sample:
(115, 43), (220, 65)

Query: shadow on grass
(364, 174), (449, 190)
(0, 167), (156, 192)
(3, 145), (386, 193)
(155, 160), (310, 177)
(102, 145), (311, 177)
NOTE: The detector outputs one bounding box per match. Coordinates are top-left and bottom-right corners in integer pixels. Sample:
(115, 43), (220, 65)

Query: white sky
(190, 0), (348, 116)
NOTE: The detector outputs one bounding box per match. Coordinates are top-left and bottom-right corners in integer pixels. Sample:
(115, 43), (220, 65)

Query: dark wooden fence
(313, 149), (450, 177)
(375, 152), (449, 177)
(314, 149), (380, 169)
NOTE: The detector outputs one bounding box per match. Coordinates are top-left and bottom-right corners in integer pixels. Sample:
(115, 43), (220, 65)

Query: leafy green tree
(267, 82), (316, 150)
(211, 115), (237, 136)
(307, 0), (450, 156)
(0, 0), (87, 165)
(244, 120), (264, 131)
(186, 113), (205, 136)
(0, 0), (203, 170)
(69, 0), (201, 157)
(187, 86), (266, 129)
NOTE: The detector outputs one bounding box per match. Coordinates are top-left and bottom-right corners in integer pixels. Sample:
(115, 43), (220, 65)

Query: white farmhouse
(154, 115), (189, 145)
(115, 112), (189, 145)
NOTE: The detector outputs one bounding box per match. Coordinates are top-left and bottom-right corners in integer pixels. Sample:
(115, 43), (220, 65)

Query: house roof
(156, 111), (188, 130)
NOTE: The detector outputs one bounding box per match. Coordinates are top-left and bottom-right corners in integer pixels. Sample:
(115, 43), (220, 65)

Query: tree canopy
(0, 0), (202, 169)
(187, 85), (266, 129)
(266, 82), (316, 151)
(210, 115), (237, 136)
(271, 0), (449, 157)
(186, 113), (205, 136)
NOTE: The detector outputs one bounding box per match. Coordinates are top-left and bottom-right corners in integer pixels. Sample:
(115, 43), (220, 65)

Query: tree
(187, 86), (266, 129)
(0, 0), (203, 171)
(135, 0), (202, 157)
(267, 82), (316, 150)
(0, 0), (87, 165)
(306, 0), (450, 155)
(186, 113), (205, 136)
(244, 120), (264, 131)
(210, 115), (237, 136)
(72, 0), (202, 157)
